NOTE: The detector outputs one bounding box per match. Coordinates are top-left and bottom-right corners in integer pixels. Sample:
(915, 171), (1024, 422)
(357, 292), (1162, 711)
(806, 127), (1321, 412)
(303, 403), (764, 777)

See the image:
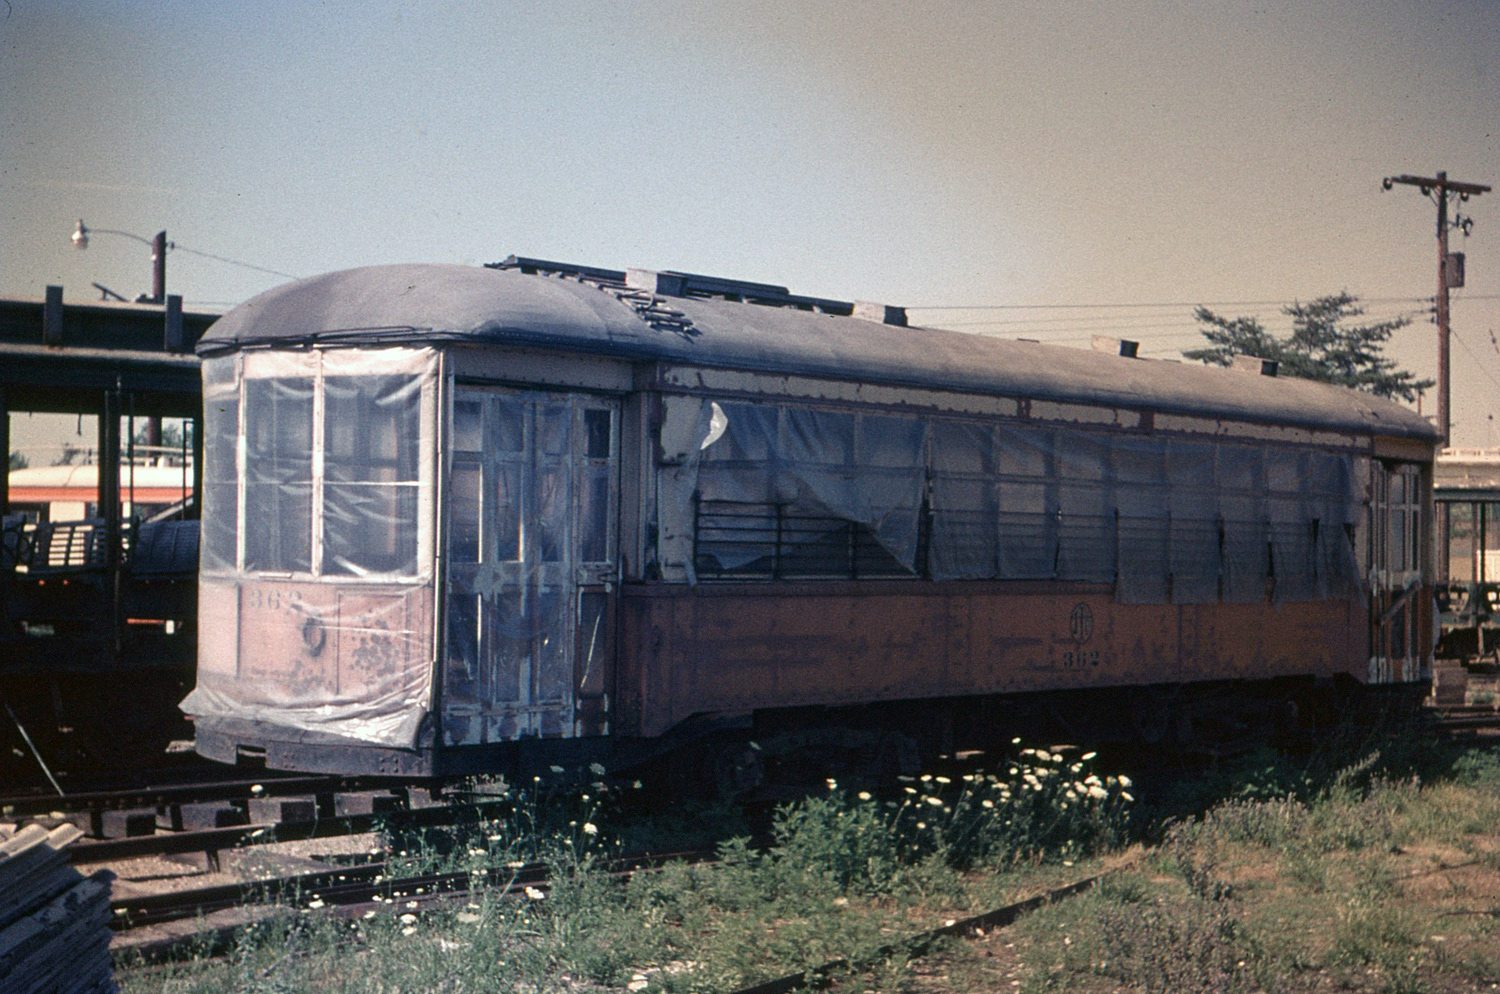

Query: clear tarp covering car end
(683, 398), (1363, 604)
(182, 347), (439, 749)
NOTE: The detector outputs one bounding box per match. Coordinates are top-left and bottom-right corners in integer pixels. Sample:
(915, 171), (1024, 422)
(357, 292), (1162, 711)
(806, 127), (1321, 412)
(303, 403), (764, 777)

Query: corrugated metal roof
(200, 264), (1440, 442)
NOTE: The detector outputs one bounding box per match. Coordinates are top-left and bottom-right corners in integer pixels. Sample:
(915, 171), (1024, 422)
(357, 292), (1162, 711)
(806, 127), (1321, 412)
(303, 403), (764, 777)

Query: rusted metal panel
(618, 582), (1365, 738)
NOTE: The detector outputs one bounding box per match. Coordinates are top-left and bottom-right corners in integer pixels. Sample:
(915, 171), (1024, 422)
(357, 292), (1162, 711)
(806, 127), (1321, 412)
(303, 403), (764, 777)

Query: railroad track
(115, 840), (1129, 993)
(1426, 703), (1500, 734)
(114, 847), (721, 964)
(2, 772), (478, 861)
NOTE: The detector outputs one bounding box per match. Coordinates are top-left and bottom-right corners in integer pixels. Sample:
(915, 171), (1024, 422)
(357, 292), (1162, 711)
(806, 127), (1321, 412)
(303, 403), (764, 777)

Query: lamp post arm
(85, 227), (159, 248)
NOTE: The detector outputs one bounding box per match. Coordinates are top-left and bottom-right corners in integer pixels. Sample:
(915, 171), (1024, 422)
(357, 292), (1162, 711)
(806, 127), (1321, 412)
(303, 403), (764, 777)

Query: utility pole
(1383, 171), (1490, 446)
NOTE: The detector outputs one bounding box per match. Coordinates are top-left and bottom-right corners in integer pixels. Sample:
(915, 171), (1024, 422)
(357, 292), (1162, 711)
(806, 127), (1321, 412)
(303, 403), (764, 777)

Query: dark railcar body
(182, 262), (1439, 776)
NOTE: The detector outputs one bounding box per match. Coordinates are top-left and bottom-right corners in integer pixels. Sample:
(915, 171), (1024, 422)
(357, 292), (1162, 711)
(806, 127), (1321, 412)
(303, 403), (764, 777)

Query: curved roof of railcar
(200, 264), (1439, 443)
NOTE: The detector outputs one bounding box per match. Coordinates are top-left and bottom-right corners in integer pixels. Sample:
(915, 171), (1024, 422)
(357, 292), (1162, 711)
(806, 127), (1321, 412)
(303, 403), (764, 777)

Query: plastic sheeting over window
(693, 401), (927, 577)
(441, 389), (619, 746)
(198, 348), (437, 582)
(182, 347), (439, 750)
(686, 398), (1363, 604)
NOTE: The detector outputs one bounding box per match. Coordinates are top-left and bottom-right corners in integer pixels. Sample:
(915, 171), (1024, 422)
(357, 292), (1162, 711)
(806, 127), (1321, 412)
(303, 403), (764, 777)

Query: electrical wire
(170, 244), (300, 281)
(906, 295), (1432, 311)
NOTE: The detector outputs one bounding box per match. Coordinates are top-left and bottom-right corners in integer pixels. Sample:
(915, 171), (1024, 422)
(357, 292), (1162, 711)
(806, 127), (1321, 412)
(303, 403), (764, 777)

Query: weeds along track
(116, 847), (1133, 982)
(726, 868), (1120, 994)
(114, 847), (720, 963)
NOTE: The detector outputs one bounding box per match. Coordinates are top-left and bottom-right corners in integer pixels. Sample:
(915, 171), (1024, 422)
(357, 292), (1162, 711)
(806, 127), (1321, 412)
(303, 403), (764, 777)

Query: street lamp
(71, 220), (170, 303)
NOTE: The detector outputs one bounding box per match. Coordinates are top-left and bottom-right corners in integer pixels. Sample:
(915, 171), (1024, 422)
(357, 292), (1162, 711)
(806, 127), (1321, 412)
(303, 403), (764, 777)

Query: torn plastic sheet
(684, 398), (1365, 602)
(182, 578), (435, 748)
(185, 346), (440, 749)
(695, 400), (927, 573)
(200, 354), (240, 575)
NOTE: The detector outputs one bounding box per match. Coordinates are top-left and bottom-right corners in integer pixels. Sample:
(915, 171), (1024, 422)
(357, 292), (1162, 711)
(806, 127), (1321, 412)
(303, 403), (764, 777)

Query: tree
(1183, 292), (1434, 402)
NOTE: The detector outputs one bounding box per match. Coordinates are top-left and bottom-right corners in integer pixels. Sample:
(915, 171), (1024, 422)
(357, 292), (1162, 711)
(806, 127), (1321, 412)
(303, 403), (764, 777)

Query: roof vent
(852, 301), (907, 327)
(1091, 336), (1139, 358)
(1231, 354), (1279, 377)
(489, 256), (908, 324)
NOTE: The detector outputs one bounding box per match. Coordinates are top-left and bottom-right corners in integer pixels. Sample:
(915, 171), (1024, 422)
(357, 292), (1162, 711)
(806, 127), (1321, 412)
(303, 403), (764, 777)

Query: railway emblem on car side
(1069, 603), (1093, 644)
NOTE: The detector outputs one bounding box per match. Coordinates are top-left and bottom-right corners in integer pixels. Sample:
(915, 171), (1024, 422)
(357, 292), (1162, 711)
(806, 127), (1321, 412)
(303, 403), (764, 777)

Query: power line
(1452, 329), (1500, 401)
(906, 295), (1432, 311)
(170, 244), (300, 281)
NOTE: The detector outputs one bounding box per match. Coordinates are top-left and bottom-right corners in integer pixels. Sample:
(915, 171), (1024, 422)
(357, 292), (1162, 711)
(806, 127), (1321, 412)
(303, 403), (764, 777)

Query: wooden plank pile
(0, 823), (117, 994)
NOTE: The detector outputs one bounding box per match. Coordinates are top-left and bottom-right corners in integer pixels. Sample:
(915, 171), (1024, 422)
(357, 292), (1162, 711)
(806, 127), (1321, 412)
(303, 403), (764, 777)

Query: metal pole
(1383, 172), (1490, 441)
(151, 231), (167, 304)
(1436, 173), (1451, 447)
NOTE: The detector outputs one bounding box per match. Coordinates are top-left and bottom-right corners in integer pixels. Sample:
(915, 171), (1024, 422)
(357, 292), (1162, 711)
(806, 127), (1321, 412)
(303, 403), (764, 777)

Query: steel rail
(69, 797), (506, 864)
(112, 848), (721, 966)
(110, 848), (716, 930)
(0, 774), (420, 818)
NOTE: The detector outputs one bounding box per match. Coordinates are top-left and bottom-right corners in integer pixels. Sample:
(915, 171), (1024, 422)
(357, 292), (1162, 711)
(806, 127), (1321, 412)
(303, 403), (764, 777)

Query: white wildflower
(306, 899), (325, 909)
(1121, 791), (1134, 802)
(1081, 751), (1097, 761)
(583, 822), (598, 836)
(1070, 763), (1083, 773)
(926, 796), (944, 807)
(1088, 785), (1108, 799)
(549, 765), (565, 773)
(524, 886), (546, 900)
(1011, 737), (1022, 744)
(935, 776), (952, 784)
(857, 791), (872, 801)
(363, 910), (377, 919)
(399, 914), (418, 925)
(506, 861), (527, 869)
(1084, 775), (1101, 786)
(921, 774), (933, 782)
(457, 911), (481, 923)
(402, 926), (417, 936)
(1117, 775), (1132, 788)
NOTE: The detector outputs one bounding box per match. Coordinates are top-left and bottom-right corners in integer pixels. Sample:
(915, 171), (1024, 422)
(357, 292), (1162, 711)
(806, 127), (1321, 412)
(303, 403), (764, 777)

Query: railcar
(182, 259), (1440, 777)
(1434, 448), (1500, 661)
(0, 291), (210, 776)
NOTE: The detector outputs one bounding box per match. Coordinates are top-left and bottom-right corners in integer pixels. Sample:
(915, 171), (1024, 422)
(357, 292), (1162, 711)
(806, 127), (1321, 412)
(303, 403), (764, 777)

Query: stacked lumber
(0, 823), (117, 994)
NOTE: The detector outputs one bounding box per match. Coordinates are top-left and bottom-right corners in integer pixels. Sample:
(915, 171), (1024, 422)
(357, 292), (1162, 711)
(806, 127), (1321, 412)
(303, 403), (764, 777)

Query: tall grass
(118, 744), (1132, 994)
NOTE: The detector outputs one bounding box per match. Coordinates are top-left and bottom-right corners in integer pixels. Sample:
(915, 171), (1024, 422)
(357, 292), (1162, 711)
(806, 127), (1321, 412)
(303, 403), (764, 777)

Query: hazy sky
(4, 1), (1499, 443)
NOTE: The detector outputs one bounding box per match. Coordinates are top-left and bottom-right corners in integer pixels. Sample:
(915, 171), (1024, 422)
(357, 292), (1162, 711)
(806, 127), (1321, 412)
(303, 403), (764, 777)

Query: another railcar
(1434, 448), (1500, 661)
(182, 260), (1440, 776)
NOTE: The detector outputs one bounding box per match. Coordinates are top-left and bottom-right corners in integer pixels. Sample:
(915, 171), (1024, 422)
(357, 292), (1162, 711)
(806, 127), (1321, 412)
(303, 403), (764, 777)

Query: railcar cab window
(199, 348), (437, 581)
